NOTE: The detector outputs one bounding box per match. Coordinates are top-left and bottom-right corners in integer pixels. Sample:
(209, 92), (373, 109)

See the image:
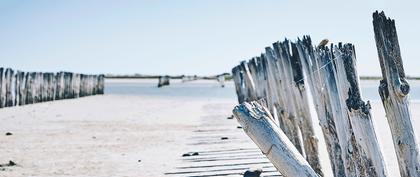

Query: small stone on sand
(8, 161), (16, 166)
(221, 137), (228, 140)
(5, 132), (12, 136)
(192, 152), (199, 156)
(243, 168), (262, 177)
(182, 153), (191, 157)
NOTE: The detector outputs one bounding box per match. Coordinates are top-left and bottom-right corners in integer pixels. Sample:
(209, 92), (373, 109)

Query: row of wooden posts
(0, 68), (105, 108)
(231, 11), (419, 177)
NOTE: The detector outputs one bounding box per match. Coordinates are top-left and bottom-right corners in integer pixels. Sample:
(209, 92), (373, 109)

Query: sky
(0, 0), (419, 76)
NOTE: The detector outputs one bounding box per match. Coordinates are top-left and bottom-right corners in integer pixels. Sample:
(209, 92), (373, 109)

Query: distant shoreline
(105, 75), (420, 80)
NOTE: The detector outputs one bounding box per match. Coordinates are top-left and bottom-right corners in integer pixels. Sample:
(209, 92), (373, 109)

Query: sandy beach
(0, 79), (419, 177)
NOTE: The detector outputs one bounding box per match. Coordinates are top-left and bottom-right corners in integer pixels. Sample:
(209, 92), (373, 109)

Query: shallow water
(105, 79), (420, 102)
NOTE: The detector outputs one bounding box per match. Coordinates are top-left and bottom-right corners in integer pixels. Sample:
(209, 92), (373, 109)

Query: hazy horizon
(1, 0), (419, 76)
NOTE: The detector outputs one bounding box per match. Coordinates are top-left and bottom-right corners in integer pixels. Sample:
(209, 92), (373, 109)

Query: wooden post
(25, 72), (34, 104)
(55, 72), (64, 100)
(72, 73), (81, 98)
(34, 72), (40, 103)
(47, 73), (55, 101)
(158, 75), (170, 87)
(5, 68), (14, 107)
(0, 68), (5, 108)
(373, 11), (420, 177)
(17, 72), (26, 105)
(334, 43), (388, 177)
(271, 42), (306, 155)
(296, 37), (346, 177)
(98, 74), (105, 94)
(290, 42), (323, 175)
(216, 75), (225, 88)
(231, 66), (246, 103)
(233, 101), (319, 177)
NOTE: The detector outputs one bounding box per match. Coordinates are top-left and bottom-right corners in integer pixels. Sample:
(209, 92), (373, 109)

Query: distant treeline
(105, 73), (232, 80)
(360, 76), (420, 80)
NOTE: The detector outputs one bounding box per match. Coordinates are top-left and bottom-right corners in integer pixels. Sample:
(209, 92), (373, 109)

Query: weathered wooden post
(289, 42), (323, 175)
(4, 68), (14, 107)
(13, 71), (24, 106)
(296, 37), (346, 177)
(17, 72), (26, 105)
(373, 11), (420, 177)
(334, 43), (388, 177)
(233, 101), (319, 177)
(55, 72), (64, 100)
(72, 73), (80, 98)
(232, 66), (246, 103)
(0, 68), (5, 108)
(47, 73), (55, 101)
(25, 72), (34, 104)
(158, 75), (170, 87)
(270, 42), (304, 155)
(41, 73), (47, 102)
(98, 74), (105, 94)
(217, 75), (225, 88)
(79, 74), (85, 97)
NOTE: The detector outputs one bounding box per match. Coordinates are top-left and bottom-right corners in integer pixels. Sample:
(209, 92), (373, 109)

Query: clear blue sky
(0, 0), (419, 76)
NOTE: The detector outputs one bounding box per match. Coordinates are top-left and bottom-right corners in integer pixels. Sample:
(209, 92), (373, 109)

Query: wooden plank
(373, 11), (420, 177)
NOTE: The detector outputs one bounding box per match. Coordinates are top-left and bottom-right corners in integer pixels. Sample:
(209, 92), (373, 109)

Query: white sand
(0, 92), (419, 176)
(0, 95), (236, 176)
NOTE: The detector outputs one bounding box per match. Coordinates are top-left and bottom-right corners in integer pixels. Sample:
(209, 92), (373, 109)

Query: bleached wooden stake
(233, 101), (319, 177)
(373, 11), (420, 177)
(334, 43), (388, 177)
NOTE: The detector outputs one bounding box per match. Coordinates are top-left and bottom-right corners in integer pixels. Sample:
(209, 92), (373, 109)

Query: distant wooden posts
(373, 11), (420, 177)
(158, 75), (170, 87)
(0, 68), (105, 109)
(217, 75), (225, 87)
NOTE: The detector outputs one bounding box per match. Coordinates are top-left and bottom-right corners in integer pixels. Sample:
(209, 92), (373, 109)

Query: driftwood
(233, 101), (319, 177)
(373, 11), (420, 177)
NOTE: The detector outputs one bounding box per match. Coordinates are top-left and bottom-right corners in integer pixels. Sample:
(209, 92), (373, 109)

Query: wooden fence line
(0, 68), (105, 109)
(231, 11), (413, 177)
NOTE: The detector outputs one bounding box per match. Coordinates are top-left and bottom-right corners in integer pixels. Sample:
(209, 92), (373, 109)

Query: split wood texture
(373, 11), (420, 177)
(231, 11), (413, 177)
(0, 68), (105, 108)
